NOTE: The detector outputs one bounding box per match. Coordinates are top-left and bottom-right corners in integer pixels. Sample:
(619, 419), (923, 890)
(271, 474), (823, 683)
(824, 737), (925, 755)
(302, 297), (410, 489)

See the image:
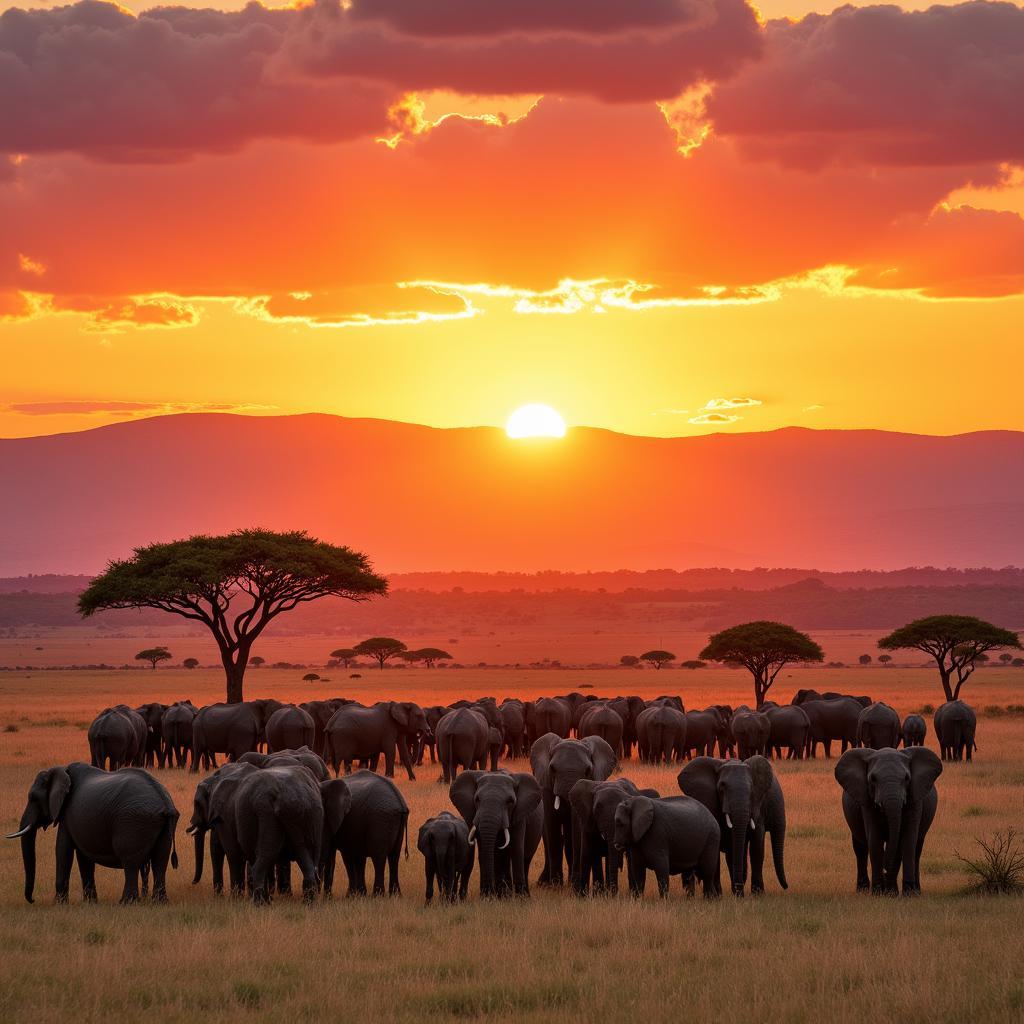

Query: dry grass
(2, 665), (1024, 1023)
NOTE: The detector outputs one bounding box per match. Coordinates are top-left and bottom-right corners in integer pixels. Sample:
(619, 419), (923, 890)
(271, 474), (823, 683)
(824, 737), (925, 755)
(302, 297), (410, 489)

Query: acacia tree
(330, 648), (358, 668)
(415, 647), (453, 668)
(183, 657), (199, 670)
(249, 656), (266, 669)
(878, 654), (892, 666)
(80, 529), (387, 703)
(859, 654), (872, 666)
(639, 650), (676, 670)
(620, 655), (640, 667)
(136, 646), (172, 670)
(878, 616), (1021, 701)
(700, 621), (824, 705)
(353, 637), (407, 669)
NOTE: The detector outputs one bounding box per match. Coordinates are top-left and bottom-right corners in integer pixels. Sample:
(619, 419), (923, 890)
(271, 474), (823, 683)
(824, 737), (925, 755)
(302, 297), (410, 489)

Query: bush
(3, 723), (17, 733)
(956, 828), (1024, 895)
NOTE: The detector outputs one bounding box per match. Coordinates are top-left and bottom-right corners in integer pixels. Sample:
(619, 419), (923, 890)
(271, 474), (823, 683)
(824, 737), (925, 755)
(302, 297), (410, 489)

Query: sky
(2, 0), (1023, 440)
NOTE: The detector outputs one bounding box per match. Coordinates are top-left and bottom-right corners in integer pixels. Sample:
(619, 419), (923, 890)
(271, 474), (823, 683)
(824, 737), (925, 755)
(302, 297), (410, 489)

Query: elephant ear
(630, 796), (656, 843)
(639, 787), (661, 799)
(449, 770), (485, 825)
(510, 773), (542, 823)
(46, 767), (71, 824)
(581, 736), (617, 781)
(416, 821), (433, 855)
(834, 748), (875, 805)
(529, 734), (559, 787)
(390, 702), (410, 727)
(903, 746), (942, 801)
(677, 757), (723, 813)
(568, 779), (598, 830)
(746, 755), (775, 812)
(319, 779), (352, 836)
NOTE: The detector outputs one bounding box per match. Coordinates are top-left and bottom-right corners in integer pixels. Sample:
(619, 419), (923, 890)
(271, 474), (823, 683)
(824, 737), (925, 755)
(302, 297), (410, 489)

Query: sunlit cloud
(689, 412), (741, 425)
(18, 254), (46, 277)
(704, 397), (762, 410)
(6, 400), (277, 418)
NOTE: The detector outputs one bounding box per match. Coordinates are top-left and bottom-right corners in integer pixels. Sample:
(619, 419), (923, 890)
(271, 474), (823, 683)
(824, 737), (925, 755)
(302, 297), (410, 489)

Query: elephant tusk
(467, 826), (477, 845)
(499, 829), (510, 850)
(725, 813), (733, 829)
(553, 796), (560, 810)
(751, 818), (757, 830)
(185, 825), (197, 835)
(5, 825), (31, 839)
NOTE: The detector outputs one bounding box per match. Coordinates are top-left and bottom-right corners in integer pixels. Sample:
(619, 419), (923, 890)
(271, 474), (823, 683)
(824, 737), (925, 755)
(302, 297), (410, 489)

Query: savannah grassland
(1, 661), (1023, 1024)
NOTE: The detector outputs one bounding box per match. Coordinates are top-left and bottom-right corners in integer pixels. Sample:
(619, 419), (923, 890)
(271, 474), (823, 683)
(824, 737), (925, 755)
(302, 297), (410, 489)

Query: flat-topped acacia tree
(79, 529), (388, 703)
(701, 620), (824, 706)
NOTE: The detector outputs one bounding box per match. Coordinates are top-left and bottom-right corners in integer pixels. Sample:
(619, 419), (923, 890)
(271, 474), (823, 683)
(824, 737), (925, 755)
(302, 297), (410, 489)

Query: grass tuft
(233, 981), (262, 1009)
(3, 723), (17, 732)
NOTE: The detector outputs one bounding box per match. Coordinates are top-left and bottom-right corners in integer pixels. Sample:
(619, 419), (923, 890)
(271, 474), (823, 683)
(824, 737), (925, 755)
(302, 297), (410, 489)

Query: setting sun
(505, 404), (567, 439)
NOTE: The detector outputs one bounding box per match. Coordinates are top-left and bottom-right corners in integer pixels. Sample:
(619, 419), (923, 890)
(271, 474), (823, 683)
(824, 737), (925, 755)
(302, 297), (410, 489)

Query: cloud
(689, 411), (741, 425)
(6, 400), (275, 417)
(704, 397), (761, 409)
(706, 2), (1024, 168)
(1, 291), (201, 330)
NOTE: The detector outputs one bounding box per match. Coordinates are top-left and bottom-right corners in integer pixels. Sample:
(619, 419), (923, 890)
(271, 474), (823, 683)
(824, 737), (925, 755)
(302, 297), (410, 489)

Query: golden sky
(2, 0), (1023, 439)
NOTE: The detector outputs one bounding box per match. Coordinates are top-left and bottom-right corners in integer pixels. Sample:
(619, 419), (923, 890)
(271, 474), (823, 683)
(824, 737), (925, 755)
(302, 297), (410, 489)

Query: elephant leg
(140, 861), (150, 897)
(119, 863), (142, 904)
(344, 852), (367, 896)
(653, 861), (670, 899)
(149, 824), (172, 902)
(387, 844), (402, 897)
(371, 855), (386, 896)
(749, 827), (766, 895)
(295, 849), (318, 904)
(383, 747), (396, 778)
(629, 853), (646, 898)
(77, 854), (98, 902)
(250, 856), (274, 905)
(396, 737), (416, 782)
(211, 833), (226, 895)
(276, 859), (292, 895)
(54, 823), (75, 904)
(424, 862), (435, 904)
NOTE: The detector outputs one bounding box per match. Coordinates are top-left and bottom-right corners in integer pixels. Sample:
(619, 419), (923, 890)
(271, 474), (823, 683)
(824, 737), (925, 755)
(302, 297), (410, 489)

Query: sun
(505, 403), (567, 439)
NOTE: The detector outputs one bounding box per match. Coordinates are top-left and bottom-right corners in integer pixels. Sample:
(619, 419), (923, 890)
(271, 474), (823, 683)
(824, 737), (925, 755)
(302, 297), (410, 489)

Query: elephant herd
(7, 687), (969, 905)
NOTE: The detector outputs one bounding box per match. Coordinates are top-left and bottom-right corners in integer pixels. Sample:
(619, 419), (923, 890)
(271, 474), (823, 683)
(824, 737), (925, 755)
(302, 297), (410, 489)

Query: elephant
(681, 710), (723, 760)
(569, 695), (602, 736)
(8, 762), (179, 904)
(678, 755), (787, 896)
(499, 699), (527, 759)
(652, 695), (685, 712)
(731, 707), (771, 759)
(436, 707), (490, 783)
(568, 778), (659, 895)
(161, 701), (197, 768)
(531, 733), (616, 887)
(826, 693), (873, 708)
(417, 811), (474, 903)
(800, 698), (862, 758)
(761, 704), (810, 759)
(246, 698), (286, 752)
(300, 698), (352, 758)
(933, 701), (978, 762)
(134, 702), (167, 768)
(191, 703), (260, 771)
(239, 746), (330, 781)
(323, 701), (427, 780)
(266, 705), (315, 752)
(233, 765), (324, 903)
(449, 770), (543, 897)
(901, 714), (927, 748)
(707, 705), (736, 757)
(321, 770), (409, 897)
(636, 704), (687, 764)
(835, 746), (942, 894)
(578, 704), (624, 755)
(612, 795), (721, 898)
(188, 761), (257, 896)
(857, 701), (902, 750)
(417, 705), (450, 766)
(88, 705), (146, 770)
(525, 697), (572, 745)
(607, 696), (647, 759)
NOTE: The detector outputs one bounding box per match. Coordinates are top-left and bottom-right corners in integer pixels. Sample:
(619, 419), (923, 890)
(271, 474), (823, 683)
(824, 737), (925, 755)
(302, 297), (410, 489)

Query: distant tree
(639, 650), (676, 671)
(878, 654), (893, 666)
(353, 637), (407, 670)
(79, 529), (387, 703)
(398, 651), (422, 666)
(1013, 658), (1024, 668)
(414, 647), (453, 668)
(859, 654), (872, 666)
(620, 655), (640, 667)
(700, 621), (824, 705)
(182, 657), (199, 670)
(330, 648), (358, 668)
(249, 656), (266, 669)
(303, 672), (321, 683)
(135, 646), (172, 670)
(680, 660), (707, 670)
(999, 653), (1013, 665)
(878, 615), (1021, 701)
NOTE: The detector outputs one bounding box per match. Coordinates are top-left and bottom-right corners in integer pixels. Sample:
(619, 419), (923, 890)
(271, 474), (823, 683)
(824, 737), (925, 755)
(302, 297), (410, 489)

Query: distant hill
(1, 413), (1022, 575)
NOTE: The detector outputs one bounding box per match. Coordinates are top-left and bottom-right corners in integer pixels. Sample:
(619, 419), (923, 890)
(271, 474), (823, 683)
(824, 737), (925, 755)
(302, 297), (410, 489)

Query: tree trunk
(226, 660), (246, 704)
(939, 667), (953, 703)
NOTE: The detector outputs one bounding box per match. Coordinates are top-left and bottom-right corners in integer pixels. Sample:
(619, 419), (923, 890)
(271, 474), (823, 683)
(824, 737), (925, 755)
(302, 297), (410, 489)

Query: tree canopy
(135, 646), (172, 669)
(330, 648), (359, 667)
(680, 660), (707, 670)
(700, 621), (824, 705)
(80, 529), (387, 702)
(878, 615), (1021, 700)
(639, 650), (676, 670)
(620, 655), (640, 667)
(183, 657), (199, 670)
(412, 647), (452, 668)
(353, 637), (407, 669)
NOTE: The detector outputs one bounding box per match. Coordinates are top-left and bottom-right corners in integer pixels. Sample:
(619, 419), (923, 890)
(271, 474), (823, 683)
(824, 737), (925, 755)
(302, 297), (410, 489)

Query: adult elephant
(88, 706), (146, 770)
(568, 778), (659, 895)
(8, 762), (179, 903)
(499, 699), (527, 759)
(901, 714), (927, 748)
(323, 701), (427, 781)
(321, 771), (409, 897)
(578, 704), (624, 755)
(300, 698), (352, 759)
(436, 707), (490, 783)
(678, 755), (787, 896)
(417, 705), (450, 766)
(239, 746), (330, 781)
(731, 707), (770, 759)
(527, 697), (572, 743)
(188, 761), (255, 896)
(607, 696), (647, 759)
(707, 705), (735, 758)
(449, 770), (543, 897)
(761, 704), (810, 759)
(246, 699), (286, 752)
(233, 765), (323, 903)
(134, 702), (167, 768)
(824, 693), (872, 708)
(800, 698), (862, 758)
(835, 746), (942, 894)
(192, 703), (260, 772)
(266, 705), (315, 752)
(636, 705), (687, 764)
(857, 702), (902, 750)
(933, 701), (978, 762)
(531, 733), (616, 887)
(161, 701), (197, 769)
(682, 709), (723, 760)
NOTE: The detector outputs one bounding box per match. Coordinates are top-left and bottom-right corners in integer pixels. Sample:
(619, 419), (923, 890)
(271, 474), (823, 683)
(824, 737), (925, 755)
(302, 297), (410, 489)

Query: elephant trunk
(474, 811), (502, 896)
(192, 828), (205, 885)
(881, 791), (905, 879)
(729, 817), (748, 896)
(12, 808), (38, 903)
(769, 816), (788, 890)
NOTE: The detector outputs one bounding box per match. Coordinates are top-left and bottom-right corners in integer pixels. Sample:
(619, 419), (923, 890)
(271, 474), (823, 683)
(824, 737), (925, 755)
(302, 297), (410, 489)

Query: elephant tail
(404, 812), (410, 860)
(171, 826), (179, 870)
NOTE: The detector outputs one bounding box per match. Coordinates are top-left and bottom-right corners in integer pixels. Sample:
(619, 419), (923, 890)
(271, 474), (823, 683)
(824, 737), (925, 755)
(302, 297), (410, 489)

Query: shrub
(3, 723), (17, 733)
(956, 828), (1024, 895)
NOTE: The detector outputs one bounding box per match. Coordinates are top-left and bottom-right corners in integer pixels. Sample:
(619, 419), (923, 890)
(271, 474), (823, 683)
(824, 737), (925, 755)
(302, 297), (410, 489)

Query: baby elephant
(417, 811), (474, 903)
(613, 795), (721, 898)
(901, 714), (927, 748)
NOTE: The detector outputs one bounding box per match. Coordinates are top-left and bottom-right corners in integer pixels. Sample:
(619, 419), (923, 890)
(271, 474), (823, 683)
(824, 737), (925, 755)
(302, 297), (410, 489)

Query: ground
(1, 660), (1023, 1023)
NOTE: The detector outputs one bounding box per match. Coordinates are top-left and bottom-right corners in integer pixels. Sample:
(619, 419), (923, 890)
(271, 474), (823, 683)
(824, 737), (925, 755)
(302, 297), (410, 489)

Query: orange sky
(2, 0), (1023, 440)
